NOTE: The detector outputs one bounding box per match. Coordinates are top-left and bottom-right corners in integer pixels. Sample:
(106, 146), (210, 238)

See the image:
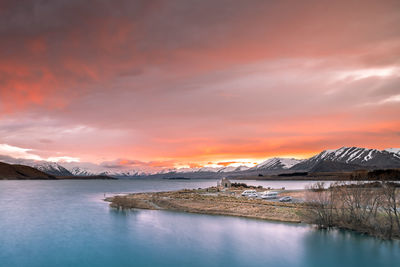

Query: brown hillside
(0, 162), (55, 180)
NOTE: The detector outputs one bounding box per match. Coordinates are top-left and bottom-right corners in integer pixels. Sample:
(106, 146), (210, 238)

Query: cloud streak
(0, 144), (79, 162)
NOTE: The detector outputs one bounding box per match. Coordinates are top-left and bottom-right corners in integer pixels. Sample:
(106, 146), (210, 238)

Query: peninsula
(107, 185), (305, 223)
(107, 181), (400, 239)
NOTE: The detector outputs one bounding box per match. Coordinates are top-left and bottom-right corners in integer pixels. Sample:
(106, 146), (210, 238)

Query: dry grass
(109, 188), (305, 223)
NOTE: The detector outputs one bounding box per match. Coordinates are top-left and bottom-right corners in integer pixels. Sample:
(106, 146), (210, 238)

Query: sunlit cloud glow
(0, 144), (42, 161)
(0, 1), (399, 169)
(336, 67), (398, 81)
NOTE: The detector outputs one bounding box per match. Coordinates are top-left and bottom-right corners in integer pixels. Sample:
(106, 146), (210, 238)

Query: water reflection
(300, 227), (400, 267)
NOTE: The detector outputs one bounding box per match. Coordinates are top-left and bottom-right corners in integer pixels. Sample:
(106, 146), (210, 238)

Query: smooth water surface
(0, 179), (399, 267)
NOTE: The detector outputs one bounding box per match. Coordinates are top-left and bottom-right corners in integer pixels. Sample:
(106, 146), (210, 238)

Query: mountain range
(20, 146), (399, 178)
(292, 147), (400, 172)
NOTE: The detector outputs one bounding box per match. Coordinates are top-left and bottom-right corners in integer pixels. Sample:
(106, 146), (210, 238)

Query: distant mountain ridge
(3, 146), (400, 177)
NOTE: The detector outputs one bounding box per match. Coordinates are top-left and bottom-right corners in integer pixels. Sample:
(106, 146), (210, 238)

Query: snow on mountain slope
(292, 147), (400, 171)
(234, 165), (250, 171)
(254, 158), (303, 170)
(108, 171), (143, 177)
(174, 167), (198, 173)
(198, 166), (221, 172)
(69, 167), (95, 176)
(314, 147), (395, 164)
(217, 166), (251, 172)
(34, 162), (73, 176)
(66, 166), (146, 177)
(216, 166), (236, 173)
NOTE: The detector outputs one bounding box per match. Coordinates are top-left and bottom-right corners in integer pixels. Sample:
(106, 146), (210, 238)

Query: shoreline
(106, 186), (307, 224)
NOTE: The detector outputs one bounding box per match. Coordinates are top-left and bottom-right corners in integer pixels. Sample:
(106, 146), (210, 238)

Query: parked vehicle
(279, 196), (292, 202)
(241, 190), (257, 197)
(247, 192), (258, 198)
(260, 191), (278, 199)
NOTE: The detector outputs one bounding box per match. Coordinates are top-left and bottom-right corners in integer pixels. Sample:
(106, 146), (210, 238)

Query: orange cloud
(216, 161), (240, 167)
(187, 163), (203, 168)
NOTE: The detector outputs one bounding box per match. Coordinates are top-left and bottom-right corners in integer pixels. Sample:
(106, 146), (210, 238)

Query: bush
(231, 182), (249, 188)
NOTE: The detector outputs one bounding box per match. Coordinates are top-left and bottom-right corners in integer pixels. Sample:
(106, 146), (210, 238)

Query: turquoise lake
(0, 179), (399, 267)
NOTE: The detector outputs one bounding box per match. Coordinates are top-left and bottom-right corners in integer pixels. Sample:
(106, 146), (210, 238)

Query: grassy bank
(107, 187), (304, 223)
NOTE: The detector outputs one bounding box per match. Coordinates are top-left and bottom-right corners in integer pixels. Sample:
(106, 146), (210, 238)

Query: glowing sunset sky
(0, 0), (399, 170)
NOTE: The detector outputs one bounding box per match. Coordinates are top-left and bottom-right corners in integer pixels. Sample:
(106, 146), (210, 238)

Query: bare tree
(303, 181), (400, 239)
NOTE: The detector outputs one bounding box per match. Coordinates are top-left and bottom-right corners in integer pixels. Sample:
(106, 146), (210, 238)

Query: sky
(0, 0), (399, 171)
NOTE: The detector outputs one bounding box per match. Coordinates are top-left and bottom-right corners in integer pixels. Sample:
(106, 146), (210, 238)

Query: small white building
(217, 177), (231, 189)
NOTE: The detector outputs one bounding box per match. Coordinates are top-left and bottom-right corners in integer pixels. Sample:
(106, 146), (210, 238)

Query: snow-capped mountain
(34, 162), (73, 176)
(253, 158), (303, 170)
(292, 147), (400, 171)
(69, 166), (98, 176)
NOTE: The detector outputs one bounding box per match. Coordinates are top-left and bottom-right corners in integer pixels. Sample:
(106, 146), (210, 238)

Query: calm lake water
(0, 179), (399, 267)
